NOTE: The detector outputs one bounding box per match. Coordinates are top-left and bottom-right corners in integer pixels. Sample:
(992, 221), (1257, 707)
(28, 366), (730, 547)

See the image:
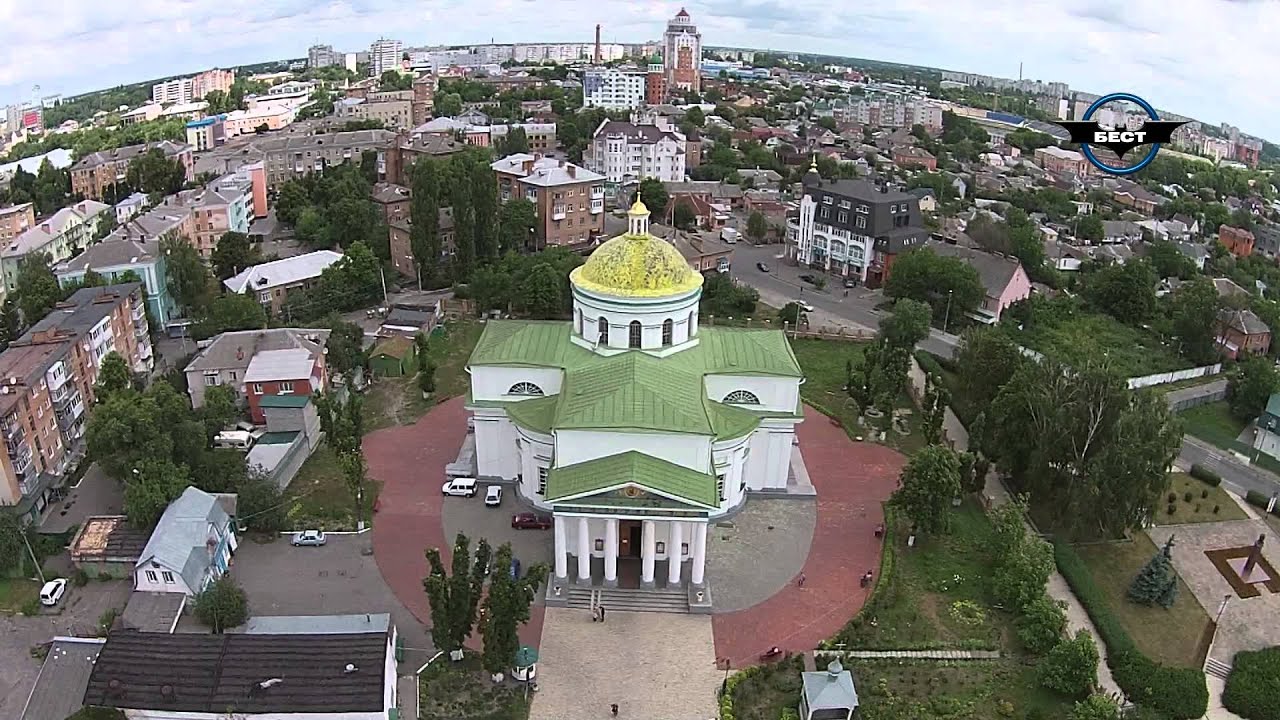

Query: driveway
(229, 534), (433, 670)
(0, 580), (130, 719)
(440, 488), (554, 584)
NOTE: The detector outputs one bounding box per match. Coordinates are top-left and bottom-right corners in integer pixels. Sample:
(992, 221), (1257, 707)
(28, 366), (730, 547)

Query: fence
(1127, 363), (1222, 390)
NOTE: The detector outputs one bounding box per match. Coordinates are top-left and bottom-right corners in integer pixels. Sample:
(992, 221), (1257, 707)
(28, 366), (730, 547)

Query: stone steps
(563, 586), (689, 614)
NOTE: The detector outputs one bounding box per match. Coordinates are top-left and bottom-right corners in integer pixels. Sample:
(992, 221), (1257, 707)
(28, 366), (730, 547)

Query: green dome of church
(570, 201), (703, 298)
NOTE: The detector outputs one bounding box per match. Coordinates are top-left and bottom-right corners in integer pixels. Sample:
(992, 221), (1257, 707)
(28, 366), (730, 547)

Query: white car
(799, 302), (815, 313)
(291, 529), (327, 547)
(40, 578), (67, 606)
(485, 485), (503, 507)
(442, 478), (478, 497)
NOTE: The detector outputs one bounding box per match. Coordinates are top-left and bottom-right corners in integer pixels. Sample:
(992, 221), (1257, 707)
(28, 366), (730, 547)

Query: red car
(511, 512), (553, 529)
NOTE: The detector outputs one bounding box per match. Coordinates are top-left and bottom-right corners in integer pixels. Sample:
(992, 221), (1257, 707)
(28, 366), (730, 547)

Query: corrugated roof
(185, 328), (329, 373)
(371, 335), (413, 359)
(224, 250), (343, 294)
(556, 353), (711, 434)
(546, 450), (716, 507)
(258, 395), (309, 408)
(236, 613), (390, 635)
(244, 348), (315, 382)
(135, 487), (230, 593)
(19, 637), (105, 720)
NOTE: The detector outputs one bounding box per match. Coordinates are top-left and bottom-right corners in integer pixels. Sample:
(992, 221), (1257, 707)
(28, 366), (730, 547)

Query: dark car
(799, 273), (817, 284)
(756, 262), (770, 272)
(511, 512), (553, 529)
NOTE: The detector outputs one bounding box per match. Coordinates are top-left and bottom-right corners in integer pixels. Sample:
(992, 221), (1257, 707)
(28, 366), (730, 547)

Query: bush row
(914, 350), (945, 379)
(1188, 464), (1221, 487)
(1053, 542), (1208, 719)
(1222, 647), (1280, 720)
(1243, 490), (1280, 517)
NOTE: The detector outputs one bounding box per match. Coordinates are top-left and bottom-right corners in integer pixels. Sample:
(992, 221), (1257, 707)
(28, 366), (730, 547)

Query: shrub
(1167, 504), (1176, 515)
(1038, 630), (1099, 698)
(780, 710), (801, 720)
(72, 568), (90, 587)
(97, 571), (112, 581)
(1070, 694), (1122, 720)
(1189, 464), (1221, 486)
(1167, 492), (1176, 503)
(1223, 647), (1280, 720)
(914, 350), (944, 378)
(1201, 489), (1209, 499)
(1054, 542), (1208, 719)
(98, 607), (120, 636)
(1245, 490), (1268, 509)
(1183, 491), (1193, 503)
(20, 597), (41, 616)
(1017, 594), (1069, 655)
(193, 575), (248, 633)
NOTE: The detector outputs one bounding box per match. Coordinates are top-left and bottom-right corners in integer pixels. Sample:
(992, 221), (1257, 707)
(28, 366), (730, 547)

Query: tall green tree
(1166, 278), (1222, 365)
(893, 446), (962, 535)
(94, 352), (132, 401)
(1227, 355), (1280, 421)
(498, 198), (538, 254)
(33, 159), (71, 215)
(879, 299), (931, 349)
(450, 170), (476, 281)
(434, 93), (463, 117)
(410, 159), (443, 283)
(1128, 535), (1179, 608)
(955, 326), (1024, 413)
(883, 248), (984, 322)
(126, 148), (187, 195)
(746, 211), (768, 242)
(192, 293), (267, 339)
(123, 458), (190, 529)
(1084, 259), (1157, 325)
(210, 231), (260, 279)
(517, 262), (564, 319)
(0, 297), (22, 351)
(275, 182), (310, 225)
(193, 575), (249, 633)
(480, 542), (549, 674)
(637, 178), (669, 218)
(161, 235), (212, 313)
(1038, 630), (1099, 698)
(471, 161), (499, 261)
(13, 252), (61, 326)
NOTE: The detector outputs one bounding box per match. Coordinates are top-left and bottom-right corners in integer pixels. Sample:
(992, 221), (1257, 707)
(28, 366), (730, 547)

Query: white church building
(465, 201), (806, 599)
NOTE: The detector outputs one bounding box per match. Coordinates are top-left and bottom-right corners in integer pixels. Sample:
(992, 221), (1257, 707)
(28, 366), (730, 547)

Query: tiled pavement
(366, 396), (544, 650)
(711, 406), (903, 667)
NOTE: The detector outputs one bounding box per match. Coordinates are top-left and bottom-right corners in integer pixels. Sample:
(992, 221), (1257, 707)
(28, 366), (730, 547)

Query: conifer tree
(1128, 535), (1177, 607)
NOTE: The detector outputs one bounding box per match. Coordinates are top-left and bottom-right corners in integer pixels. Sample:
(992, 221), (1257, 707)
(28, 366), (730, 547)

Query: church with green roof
(466, 201), (806, 598)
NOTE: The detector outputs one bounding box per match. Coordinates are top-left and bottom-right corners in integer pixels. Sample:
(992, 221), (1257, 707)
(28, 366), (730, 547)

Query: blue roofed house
(134, 487), (237, 596)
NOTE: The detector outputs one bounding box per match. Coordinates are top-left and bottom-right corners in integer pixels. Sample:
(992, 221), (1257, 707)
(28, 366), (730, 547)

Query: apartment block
(156, 167), (261, 257)
(335, 90), (414, 129)
(491, 154), (605, 249)
(70, 141), (195, 201)
(411, 75), (437, 127)
(1, 200), (111, 293)
(224, 250), (343, 317)
(370, 38), (403, 77)
(0, 203), (34, 242)
(0, 283), (151, 523)
(1035, 146), (1090, 177)
(308, 44), (341, 69)
(256, 129), (396, 189)
(152, 69), (234, 106)
(586, 119), (687, 184)
(583, 68), (647, 111)
(384, 132), (466, 186)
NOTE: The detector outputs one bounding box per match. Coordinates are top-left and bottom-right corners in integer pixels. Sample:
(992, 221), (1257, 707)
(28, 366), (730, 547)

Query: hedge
(1053, 542), (1208, 719)
(1242, 490), (1280, 518)
(914, 350), (945, 379)
(1188, 464), (1221, 487)
(1223, 647), (1280, 720)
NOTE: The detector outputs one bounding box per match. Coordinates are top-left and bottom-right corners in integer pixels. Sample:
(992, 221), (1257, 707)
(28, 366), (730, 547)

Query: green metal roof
(258, 431), (300, 445)
(545, 451), (717, 507)
(706, 400), (762, 440)
(505, 394), (559, 434)
(258, 394), (310, 408)
(468, 321), (580, 367)
(698, 327), (804, 377)
(555, 353), (711, 434)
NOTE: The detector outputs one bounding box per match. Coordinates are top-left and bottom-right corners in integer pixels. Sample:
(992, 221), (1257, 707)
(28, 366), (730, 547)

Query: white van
(214, 430), (254, 450)
(441, 478), (478, 497)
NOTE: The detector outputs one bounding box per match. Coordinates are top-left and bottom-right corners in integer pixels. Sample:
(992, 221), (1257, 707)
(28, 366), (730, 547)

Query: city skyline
(0, 0), (1277, 141)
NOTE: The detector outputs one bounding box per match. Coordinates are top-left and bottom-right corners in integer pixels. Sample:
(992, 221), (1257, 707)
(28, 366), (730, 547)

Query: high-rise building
(645, 56), (666, 105)
(152, 69), (233, 105)
(370, 38), (403, 77)
(663, 8), (702, 95)
(582, 68), (647, 111)
(308, 44), (341, 69)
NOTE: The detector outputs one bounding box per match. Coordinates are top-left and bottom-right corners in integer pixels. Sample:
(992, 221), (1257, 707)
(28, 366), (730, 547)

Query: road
(1178, 435), (1280, 502)
(729, 243), (962, 358)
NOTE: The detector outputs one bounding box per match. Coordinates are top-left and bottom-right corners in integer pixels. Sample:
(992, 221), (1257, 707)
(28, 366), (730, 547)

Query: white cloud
(0, 0), (1274, 138)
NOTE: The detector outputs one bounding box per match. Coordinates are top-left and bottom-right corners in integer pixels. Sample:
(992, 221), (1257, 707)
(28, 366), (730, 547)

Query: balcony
(50, 383), (71, 405)
(18, 472), (40, 497)
(551, 205), (566, 221)
(134, 324), (148, 339)
(132, 304), (145, 322)
(590, 186), (604, 200)
(12, 446), (33, 476)
(3, 418), (21, 443)
(590, 200), (604, 215)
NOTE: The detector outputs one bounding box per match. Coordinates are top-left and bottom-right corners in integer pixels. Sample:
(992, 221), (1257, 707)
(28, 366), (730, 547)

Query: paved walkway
(366, 396), (544, 650)
(817, 649), (1000, 659)
(711, 406), (902, 667)
(530, 607), (720, 720)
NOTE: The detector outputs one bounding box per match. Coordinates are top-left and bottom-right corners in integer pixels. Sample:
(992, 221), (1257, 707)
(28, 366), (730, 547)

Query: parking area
(440, 487), (555, 584)
(227, 534), (434, 669)
(0, 579), (130, 720)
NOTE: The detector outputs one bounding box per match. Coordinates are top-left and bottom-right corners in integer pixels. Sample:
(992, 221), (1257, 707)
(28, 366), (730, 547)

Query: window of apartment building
(230, 372), (237, 380)
(252, 383), (263, 395)
(822, 195), (833, 205)
(857, 204), (868, 214)
(819, 208), (829, 220)
(162, 571), (175, 583)
(279, 381), (295, 394)
(838, 212), (848, 223)
(204, 374), (218, 386)
(145, 570), (158, 583)
(856, 216), (866, 229)
(839, 200), (851, 209)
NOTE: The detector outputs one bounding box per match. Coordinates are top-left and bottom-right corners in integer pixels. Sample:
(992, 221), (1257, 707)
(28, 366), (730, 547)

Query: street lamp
(943, 290), (954, 333)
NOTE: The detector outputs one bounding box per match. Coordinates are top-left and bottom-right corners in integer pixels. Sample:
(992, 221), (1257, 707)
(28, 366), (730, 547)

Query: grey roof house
(184, 327), (330, 409)
(134, 487), (237, 597)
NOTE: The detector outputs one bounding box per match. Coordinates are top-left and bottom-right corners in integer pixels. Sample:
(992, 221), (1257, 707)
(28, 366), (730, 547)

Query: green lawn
(729, 655), (804, 720)
(0, 578), (40, 614)
(283, 445), (381, 532)
(366, 320), (483, 432)
(789, 338), (925, 455)
(1179, 401), (1280, 476)
(850, 659), (1067, 720)
(1074, 534), (1211, 668)
(418, 654), (530, 720)
(1000, 311), (1188, 378)
(1155, 473), (1248, 524)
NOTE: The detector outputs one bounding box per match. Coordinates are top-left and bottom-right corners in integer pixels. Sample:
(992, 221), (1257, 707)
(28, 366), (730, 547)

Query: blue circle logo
(1051, 94), (1188, 176)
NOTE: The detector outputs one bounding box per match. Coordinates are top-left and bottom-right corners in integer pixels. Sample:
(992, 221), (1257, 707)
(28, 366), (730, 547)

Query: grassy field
(366, 320), (483, 432)
(1075, 534), (1211, 668)
(418, 654), (530, 720)
(1155, 473), (1248, 524)
(729, 655), (804, 720)
(789, 338), (925, 455)
(0, 578), (39, 614)
(1178, 401), (1280, 476)
(1001, 311), (1188, 378)
(283, 445), (381, 532)
(850, 659), (1066, 720)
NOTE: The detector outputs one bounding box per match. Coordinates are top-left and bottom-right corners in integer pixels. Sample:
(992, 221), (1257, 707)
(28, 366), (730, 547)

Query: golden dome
(571, 230), (703, 298)
(628, 199), (649, 215)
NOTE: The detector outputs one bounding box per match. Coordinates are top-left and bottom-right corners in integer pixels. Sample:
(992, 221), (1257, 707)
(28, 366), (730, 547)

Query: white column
(640, 519), (656, 587)
(577, 516), (591, 583)
(691, 521), (708, 586)
(604, 518), (619, 587)
(553, 516), (568, 580)
(668, 520), (684, 585)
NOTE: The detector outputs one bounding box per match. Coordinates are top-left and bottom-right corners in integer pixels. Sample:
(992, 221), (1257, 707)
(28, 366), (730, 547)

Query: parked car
(844, 278), (857, 288)
(40, 578), (67, 606)
(484, 485), (503, 507)
(756, 262), (770, 272)
(441, 478), (478, 497)
(799, 273), (817, 284)
(511, 512), (553, 529)
(799, 302), (815, 313)
(291, 530), (327, 547)
(486, 556), (522, 579)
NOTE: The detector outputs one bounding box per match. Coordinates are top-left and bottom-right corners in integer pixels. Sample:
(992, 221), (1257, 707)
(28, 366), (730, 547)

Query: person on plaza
(599, 605), (606, 622)
(611, 703), (619, 716)
(797, 572), (806, 588)
(592, 606), (600, 622)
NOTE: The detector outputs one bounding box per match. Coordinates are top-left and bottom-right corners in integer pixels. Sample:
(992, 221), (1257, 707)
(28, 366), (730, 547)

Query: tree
(94, 352), (132, 401)
(0, 297), (22, 351)
(294, 207), (330, 247)
(379, 70), (413, 91)
(87, 391), (170, 481)
(33, 159), (70, 215)
(777, 302), (804, 326)
(498, 198), (538, 255)
(325, 316), (366, 377)
(879, 299), (931, 350)
(162, 235), (212, 313)
(199, 385), (239, 437)
(920, 374), (950, 446)
(991, 530), (1055, 610)
(1017, 594), (1069, 655)
(684, 106), (705, 127)
(435, 92), (463, 117)
(1076, 214), (1104, 242)
(495, 127), (529, 156)
(517, 262), (564, 319)
(210, 231), (260, 280)
(480, 542), (548, 674)
(1147, 240), (1198, 280)
(1166, 278), (1221, 365)
(422, 533), (484, 652)
(14, 252), (62, 326)
(193, 575), (249, 633)
(672, 201), (697, 231)
(883, 248), (984, 322)
(275, 182), (310, 225)
(893, 446), (962, 534)
(192, 293), (267, 340)
(987, 358), (1181, 539)
(123, 458), (190, 529)
(746, 211), (768, 243)
(1228, 354), (1280, 421)
(1084, 259), (1157, 325)
(337, 451), (369, 530)
(0, 512), (28, 575)
(954, 326), (1023, 413)
(701, 273), (758, 318)
(1038, 630), (1099, 698)
(471, 162), (499, 261)
(1128, 535), (1179, 608)
(419, 359), (437, 394)
(237, 468), (286, 532)
(126, 148), (187, 195)
(637, 178), (669, 219)
(1070, 695), (1123, 720)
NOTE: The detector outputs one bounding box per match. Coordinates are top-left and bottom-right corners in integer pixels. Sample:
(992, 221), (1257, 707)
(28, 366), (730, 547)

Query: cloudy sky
(1, 0), (1276, 139)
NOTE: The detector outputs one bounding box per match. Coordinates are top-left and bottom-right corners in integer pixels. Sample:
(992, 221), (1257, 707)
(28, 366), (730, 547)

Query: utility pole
(943, 289), (954, 333)
(379, 267), (389, 307)
(20, 527), (45, 584)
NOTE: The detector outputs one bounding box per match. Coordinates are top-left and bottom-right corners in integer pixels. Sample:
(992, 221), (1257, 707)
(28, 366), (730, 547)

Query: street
(1178, 434), (1280, 502)
(729, 243), (962, 358)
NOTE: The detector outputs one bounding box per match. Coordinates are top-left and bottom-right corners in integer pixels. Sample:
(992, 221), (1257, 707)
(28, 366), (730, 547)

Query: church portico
(552, 513), (711, 591)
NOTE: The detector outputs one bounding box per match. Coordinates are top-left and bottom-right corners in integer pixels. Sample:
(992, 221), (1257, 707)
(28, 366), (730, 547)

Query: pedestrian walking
(599, 605), (606, 622)
(611, 703), (619, 716)
(591, 606), (600, 622)
(797, 573), (806, 588)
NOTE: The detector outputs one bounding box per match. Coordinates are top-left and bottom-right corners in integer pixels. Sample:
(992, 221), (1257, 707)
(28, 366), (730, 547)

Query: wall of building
(555, 429), (710, 476)
(470, 366), (565, 402)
